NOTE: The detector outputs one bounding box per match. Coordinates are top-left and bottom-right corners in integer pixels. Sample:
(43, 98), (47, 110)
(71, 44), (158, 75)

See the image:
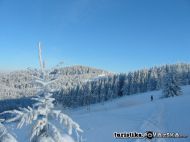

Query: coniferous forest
(53, 63), (190, 107)
(0, 63), (189, 110)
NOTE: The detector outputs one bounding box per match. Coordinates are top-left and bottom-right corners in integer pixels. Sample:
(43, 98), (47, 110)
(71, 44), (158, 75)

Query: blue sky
(0, 0), (190, 72)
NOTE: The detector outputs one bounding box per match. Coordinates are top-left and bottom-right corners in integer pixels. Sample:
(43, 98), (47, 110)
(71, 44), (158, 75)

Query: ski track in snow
(134, 103), (166, 142)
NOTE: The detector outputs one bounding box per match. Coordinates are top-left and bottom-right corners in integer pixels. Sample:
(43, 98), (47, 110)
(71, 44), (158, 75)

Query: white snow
(68, 85), (190, 142)
(4, 85), (190, 142)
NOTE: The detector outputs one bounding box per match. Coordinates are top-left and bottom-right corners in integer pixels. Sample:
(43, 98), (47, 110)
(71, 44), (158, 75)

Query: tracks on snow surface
(134, 103), (166, 142)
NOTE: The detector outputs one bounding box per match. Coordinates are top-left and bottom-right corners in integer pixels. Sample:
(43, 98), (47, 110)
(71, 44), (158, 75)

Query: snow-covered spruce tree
(2, 42), (83, 142)
(162, 72), (182, 98)
(0, 119), (17, 142)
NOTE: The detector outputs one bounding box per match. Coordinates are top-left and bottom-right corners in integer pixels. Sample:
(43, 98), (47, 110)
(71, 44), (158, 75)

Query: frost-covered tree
(163, 72), (182, 98)
(0, 119), (17, 142)
(1, 42), (83, 142)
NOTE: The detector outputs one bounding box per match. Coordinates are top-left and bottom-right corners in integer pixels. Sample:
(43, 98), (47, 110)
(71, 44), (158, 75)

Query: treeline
(55, 63), (190, 107)
(0, 66), (108, 99)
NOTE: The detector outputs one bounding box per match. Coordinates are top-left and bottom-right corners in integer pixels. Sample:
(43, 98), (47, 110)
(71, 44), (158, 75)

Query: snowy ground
(5, 85), (190, 142)
(69, 85), (190, 142)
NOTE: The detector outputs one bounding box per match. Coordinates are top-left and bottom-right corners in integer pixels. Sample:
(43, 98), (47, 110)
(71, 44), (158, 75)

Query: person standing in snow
(151, 95), (153, 101)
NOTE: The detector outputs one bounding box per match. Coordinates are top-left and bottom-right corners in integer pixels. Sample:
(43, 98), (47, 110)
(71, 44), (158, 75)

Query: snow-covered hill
(5, 85), (190, 142)
(0, 66), (110, 99)
(68, 85), (190, 142)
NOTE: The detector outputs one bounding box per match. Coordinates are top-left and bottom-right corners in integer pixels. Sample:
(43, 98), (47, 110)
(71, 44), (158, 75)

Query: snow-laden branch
(33, 78), (59, 87)
(30, 117), (47, 141)
(52, 110), (83, 135)
(1, 106), (38, 128)
(48, 122), (63, 142)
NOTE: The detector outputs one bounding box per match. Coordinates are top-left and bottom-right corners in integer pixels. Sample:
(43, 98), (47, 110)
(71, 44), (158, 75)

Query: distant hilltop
(0, 65), (111, 100)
